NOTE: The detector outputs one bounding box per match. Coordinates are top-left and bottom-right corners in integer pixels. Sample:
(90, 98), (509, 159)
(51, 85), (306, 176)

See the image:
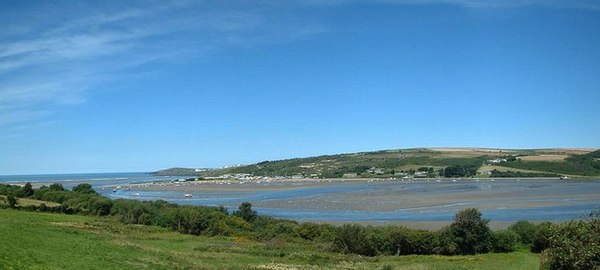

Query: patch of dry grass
(0, 195), (60, 207)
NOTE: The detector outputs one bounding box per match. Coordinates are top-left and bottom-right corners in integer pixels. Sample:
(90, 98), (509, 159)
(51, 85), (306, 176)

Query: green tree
(531, 222), (556, 253)
(447, 208), (493, 254)
(38, 203), (48, 212)
(233, 202), (257, 222)
(21, 182), (34, 197)
(49, 183), (65, 191)
(508, 220), (537, 245)
(542, 212), (600, 270)
(6, 194), (17, 208)
(492, 230), (519, 253)
(72, 183), (98, 195)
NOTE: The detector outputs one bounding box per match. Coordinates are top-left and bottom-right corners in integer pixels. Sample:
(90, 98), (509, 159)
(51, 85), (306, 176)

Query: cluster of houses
(487, 158), (508, 164)
(203, 166), (441, 180)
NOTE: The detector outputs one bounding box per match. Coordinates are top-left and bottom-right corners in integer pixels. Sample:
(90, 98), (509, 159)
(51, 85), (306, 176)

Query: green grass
(0, 195), (60, 207)
(0, 209), (539, 270)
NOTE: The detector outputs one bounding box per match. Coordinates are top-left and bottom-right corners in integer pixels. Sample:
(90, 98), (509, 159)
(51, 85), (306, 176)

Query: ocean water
(0, 172), (184, 189)
(1, 172), (599, 222)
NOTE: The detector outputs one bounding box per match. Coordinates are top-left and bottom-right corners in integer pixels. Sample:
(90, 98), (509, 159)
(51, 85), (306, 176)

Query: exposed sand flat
(120, 178), (600, 216)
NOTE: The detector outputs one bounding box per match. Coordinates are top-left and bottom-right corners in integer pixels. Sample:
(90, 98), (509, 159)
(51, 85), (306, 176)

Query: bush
(21, 183), (34, 197)
(333, 224), (376, 256)
(437, 227), (458, 255)
(72, 183), (98, 195)
(492, 230), (519, 253)
(544, 213), (600, 270)
(296, 222), (322, 241)
(49, 183), (65, 191)
(446, 208), (493, 254)
(531, 222), (556, 253)
(508, 220), (537, 245)
(233, 202), (257, 222)
(6, 194), (17, 208)
(386, 226), (413, 255)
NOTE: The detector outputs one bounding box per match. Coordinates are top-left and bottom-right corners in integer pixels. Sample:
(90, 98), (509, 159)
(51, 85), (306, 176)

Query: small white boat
(135, 193), (140, 196)
(184, 193), (192, 198)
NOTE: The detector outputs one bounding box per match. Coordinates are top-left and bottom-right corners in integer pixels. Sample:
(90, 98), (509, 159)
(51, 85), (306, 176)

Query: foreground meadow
(0, 209), (539, 270)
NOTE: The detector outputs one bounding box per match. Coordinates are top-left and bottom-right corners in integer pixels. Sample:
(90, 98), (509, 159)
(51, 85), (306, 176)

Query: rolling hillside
(154, 148), (600, 178)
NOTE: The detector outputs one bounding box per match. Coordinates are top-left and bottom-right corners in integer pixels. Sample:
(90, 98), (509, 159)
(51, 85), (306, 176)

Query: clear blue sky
(1, 0), (599, 174)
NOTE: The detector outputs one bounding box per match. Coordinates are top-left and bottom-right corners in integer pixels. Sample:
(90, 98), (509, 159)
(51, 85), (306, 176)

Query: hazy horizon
(2, 1), (600, 174)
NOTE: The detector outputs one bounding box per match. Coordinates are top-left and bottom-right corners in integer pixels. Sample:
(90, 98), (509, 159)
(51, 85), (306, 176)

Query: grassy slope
(156, 148), (599, 178)
(502, 149), (600, 176)
(0, 209), (539, 270)
(0, 195), (60, 207)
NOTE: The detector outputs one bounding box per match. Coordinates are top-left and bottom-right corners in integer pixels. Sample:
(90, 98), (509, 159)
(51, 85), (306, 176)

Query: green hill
(154, 148), (599, 178)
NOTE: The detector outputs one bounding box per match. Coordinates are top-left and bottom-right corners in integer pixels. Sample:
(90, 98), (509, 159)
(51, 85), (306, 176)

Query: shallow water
(2, 173), (599, 222)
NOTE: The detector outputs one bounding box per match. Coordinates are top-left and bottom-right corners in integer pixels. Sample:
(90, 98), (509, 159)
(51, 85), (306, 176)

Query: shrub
(437, 227), (458, 255)
(296, 222), (322, 241)
(333, 224), (376, 256)
(72, 183), (98, 195)
(6, 194), (17, 208)
(446, 208), (493, 254)
(492, 230), (519, 253)
(531, 222), (556, 253)
(409, 230), (439, 255)
(233, 202), (257, 222)
(544, 213), (600, 270)
(21, 182), (34, 197)
(49, 183), (65, 191)
(508, 220), (537, 245)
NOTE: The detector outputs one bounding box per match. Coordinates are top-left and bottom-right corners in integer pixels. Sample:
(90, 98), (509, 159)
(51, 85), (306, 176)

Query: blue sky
(1, 0), (599, 174)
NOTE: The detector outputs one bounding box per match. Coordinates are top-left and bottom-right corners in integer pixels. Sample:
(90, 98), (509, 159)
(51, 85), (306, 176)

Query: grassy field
(477, 165), (557, 175)
(0, 195), (60, 207)
(0, 209), (540, 270)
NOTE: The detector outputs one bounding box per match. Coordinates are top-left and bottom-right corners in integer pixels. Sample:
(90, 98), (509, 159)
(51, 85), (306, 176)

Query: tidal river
(2, 173), (599, 224)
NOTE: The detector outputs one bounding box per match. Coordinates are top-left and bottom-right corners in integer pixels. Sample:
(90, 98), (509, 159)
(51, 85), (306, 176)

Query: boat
(184, 193), (192, 198)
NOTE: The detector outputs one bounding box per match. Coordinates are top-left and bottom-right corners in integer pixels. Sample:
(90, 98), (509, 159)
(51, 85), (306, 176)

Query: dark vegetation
(1, 182), (598, 269)
(440, 165), (478, 178)
(489, 169), (560, 178)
